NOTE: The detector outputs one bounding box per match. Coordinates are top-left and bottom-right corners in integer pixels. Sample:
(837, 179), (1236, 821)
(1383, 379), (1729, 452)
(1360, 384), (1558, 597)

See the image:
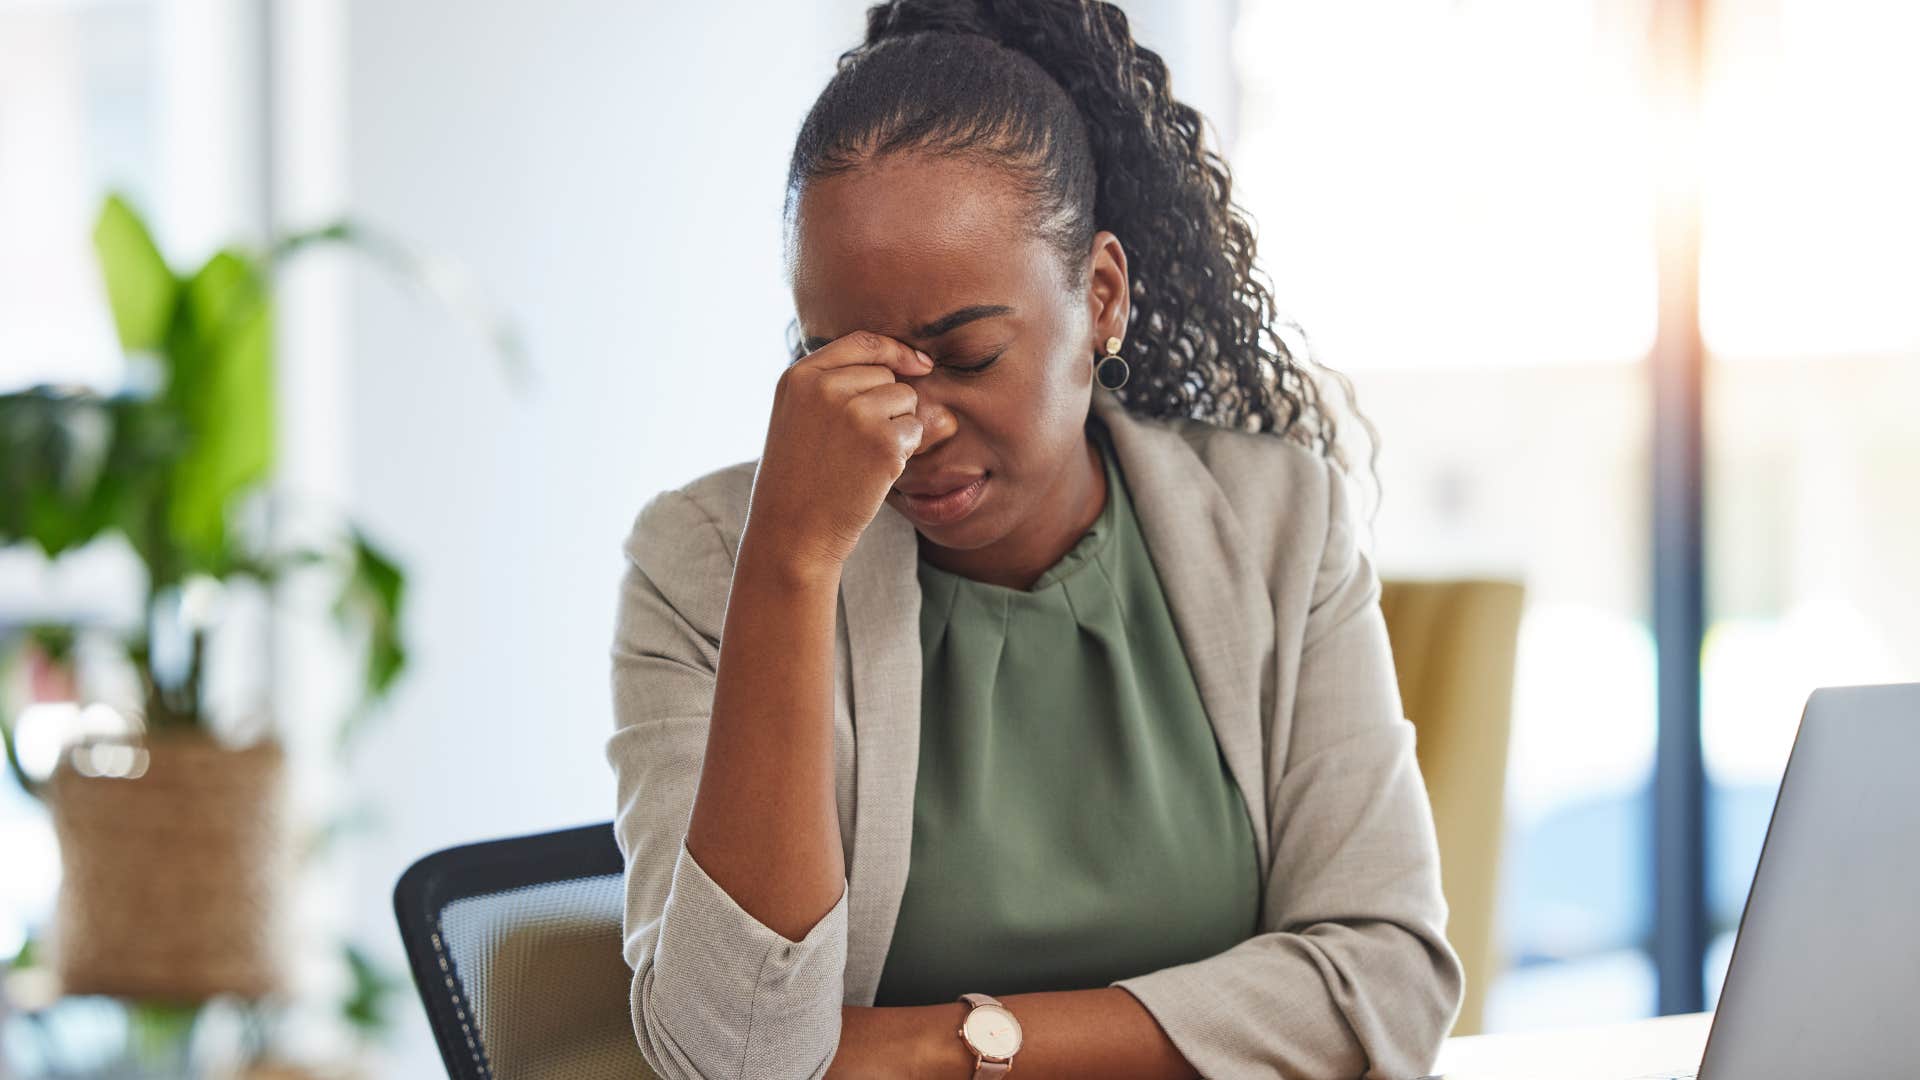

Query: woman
(607, 2), (1463, 1077)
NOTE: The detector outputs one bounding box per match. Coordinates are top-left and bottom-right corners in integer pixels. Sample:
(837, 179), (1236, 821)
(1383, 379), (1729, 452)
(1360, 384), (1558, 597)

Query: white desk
(1427, 1012), (1714, 1079)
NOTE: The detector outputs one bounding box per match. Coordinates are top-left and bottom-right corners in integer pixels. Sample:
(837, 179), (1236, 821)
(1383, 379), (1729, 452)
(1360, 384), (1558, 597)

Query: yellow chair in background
(1378, 577), (1526, 1037)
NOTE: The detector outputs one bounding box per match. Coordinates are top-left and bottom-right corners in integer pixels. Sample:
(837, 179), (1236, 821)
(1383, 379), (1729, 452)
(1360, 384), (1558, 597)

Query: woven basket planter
(45, 729), (290, 1001)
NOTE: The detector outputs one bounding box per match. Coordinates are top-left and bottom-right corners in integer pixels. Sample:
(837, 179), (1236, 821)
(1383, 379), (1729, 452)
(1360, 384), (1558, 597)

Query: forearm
(830, 989), (1200, 1080)
(682, 536), (845, 944)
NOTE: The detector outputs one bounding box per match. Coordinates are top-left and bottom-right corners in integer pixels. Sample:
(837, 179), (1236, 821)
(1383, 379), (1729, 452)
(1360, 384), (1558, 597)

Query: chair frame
(392, 820), (625, 1080)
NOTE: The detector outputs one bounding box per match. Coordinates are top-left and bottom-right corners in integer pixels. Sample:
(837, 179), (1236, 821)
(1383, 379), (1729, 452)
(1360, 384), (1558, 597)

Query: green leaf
(0, 389), (164, 558)
(106, 395), (191, 584)
(347, 529), (405, 616)
(92, 193), (179, 352)
(340, 943), (405, 1035)
(334, 528), (408, 749)
(10, 927), (39, 969)
(167, 250), (275, 562)
(127, 998), (202, 1062)
(178, 248), (266, 356)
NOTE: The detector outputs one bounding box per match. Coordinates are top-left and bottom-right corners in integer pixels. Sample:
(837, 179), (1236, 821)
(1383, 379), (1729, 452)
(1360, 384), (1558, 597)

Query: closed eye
(946, 350), (1005, 375)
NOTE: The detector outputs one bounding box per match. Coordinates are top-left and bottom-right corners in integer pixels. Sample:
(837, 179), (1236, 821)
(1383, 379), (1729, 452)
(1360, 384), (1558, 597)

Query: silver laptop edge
(1682, 681), (1920, 1079)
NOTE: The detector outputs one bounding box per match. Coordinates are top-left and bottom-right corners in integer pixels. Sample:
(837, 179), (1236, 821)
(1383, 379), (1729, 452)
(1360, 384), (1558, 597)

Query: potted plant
(0, 191), (520, 1071)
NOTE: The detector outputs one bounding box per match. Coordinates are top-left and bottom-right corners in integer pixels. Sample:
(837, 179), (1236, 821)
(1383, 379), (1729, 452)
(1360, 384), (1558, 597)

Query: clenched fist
(742, 330), (933, 581)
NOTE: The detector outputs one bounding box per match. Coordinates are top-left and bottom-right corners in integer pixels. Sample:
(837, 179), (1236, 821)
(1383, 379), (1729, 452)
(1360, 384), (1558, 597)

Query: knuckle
(847, 329), (891, 354)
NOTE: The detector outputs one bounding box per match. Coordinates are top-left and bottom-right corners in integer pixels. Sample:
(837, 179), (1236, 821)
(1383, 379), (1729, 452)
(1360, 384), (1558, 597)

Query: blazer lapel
(1090, 387), (1273, 876)
(836, 490), (922, 1005)
(835, 384), (1273, 1006)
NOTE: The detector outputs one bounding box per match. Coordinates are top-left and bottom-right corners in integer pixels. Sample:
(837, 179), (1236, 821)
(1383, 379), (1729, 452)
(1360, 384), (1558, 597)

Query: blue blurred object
(1498, 778), (1778, 968)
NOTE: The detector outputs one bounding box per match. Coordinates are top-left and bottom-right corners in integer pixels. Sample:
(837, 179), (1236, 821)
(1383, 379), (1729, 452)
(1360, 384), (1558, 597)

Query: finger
(801, 330), (934, 379)
(886, 413), (926, 462)
(814, 362), (904, 402)
(847, 381), (919, 424)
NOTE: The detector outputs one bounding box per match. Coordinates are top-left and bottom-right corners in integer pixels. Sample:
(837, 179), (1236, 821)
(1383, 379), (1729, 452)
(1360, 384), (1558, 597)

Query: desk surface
(1428, 1011), (1715, 1079)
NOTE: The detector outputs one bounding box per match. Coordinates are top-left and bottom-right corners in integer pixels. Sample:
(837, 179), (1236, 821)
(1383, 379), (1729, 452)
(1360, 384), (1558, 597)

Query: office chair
(392, 821), (662, 1080)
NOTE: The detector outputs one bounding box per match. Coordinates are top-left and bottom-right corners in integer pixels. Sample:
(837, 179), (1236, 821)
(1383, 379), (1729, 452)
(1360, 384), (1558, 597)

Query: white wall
(1126, 0), (1240, 154)
(336, 2), (855, 1072)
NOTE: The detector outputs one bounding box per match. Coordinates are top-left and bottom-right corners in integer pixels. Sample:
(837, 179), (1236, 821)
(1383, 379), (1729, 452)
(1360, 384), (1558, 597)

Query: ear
(1084, 229), (1130, 351)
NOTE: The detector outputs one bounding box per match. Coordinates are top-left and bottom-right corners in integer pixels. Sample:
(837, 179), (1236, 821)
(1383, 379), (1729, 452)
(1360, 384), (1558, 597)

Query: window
(1234, 0), (1920, 1029)
(1232, 0), (1664, 1031)
(1697, 0), (1920, 1007)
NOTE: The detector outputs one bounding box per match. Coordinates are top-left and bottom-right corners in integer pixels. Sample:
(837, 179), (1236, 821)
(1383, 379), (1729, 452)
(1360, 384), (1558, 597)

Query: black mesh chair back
(393, 821), (662, 1080)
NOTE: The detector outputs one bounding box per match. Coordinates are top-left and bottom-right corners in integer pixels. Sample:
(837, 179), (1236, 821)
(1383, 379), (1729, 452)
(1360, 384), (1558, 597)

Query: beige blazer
(607, 382), (1464, 1080)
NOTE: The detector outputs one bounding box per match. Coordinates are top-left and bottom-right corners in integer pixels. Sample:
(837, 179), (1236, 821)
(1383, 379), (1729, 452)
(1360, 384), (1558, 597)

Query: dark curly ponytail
(783, 0), (1381, 516)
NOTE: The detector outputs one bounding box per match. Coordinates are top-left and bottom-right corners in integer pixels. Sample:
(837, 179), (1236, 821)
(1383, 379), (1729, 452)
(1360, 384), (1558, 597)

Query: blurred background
(2, 0), (1915, 1076)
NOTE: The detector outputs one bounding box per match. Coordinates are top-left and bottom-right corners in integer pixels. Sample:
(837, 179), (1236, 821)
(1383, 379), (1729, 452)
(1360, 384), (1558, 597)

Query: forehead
(789, 154), (1061, 335)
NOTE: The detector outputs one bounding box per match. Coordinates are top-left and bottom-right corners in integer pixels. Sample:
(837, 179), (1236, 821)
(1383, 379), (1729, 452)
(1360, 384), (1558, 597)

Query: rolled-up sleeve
(1110, 453), (1465, 1079)
(607, 487), (849, 1080)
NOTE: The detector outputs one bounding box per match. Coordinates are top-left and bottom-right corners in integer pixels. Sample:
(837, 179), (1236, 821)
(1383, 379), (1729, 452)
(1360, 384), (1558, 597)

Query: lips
(893, 471), (990, 526)
(893, 471), (987, 497)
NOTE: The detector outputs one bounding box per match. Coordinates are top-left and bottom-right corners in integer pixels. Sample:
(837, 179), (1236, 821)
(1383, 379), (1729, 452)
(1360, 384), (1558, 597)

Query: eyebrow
(802, 304), (1015, 353)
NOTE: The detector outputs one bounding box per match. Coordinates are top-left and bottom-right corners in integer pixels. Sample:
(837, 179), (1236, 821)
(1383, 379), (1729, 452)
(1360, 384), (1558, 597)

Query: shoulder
(1135, 410), (1341, 536)
(1163, 413), (1331, 496)
(620, 457), (758, 569)
(613, 458), (759, 643)
(1121, 409), (1356, 603)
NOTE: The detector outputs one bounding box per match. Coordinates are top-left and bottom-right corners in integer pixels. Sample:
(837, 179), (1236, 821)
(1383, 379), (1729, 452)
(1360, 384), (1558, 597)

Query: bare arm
(682, 545), (846, 944)
(612, 490), (862, 1080)
(827, 990), (1201, 1080)
(685, 331), (933, 942)
(612, 332), (934, 1080)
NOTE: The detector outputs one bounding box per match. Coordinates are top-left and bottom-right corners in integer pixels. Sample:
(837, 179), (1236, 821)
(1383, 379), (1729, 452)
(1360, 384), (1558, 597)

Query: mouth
(893, 473), (990, 526)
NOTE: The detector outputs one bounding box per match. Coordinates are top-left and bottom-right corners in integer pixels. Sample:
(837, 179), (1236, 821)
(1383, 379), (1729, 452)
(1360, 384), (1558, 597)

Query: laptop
(1425, 681), (1920, 1080)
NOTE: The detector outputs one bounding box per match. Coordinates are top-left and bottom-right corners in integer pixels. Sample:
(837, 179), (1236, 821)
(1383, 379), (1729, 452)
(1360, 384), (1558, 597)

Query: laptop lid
(1700, 681), (1920, 1078)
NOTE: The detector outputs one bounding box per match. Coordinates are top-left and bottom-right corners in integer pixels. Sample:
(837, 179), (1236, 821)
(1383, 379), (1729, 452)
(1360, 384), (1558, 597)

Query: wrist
(914, 1001), (978, 1080)
(734, 532), (842, 594)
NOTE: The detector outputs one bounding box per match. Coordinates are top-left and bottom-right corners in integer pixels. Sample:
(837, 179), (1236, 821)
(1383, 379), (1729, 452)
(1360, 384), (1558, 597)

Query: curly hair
(782, 0), (1382, 525)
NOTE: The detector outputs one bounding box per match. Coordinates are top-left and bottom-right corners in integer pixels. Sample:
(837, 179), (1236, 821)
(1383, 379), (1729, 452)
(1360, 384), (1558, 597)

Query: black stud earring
(1095, 335), (1130, 390)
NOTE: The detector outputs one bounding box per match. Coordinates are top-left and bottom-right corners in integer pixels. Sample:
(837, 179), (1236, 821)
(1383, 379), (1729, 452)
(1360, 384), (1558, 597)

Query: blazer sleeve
(1108, 452), (1466, 1079)
(606, 487), (851, 1080)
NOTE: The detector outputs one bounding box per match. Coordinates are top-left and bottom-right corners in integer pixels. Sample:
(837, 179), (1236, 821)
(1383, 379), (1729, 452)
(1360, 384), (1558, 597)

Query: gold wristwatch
(955, 992), (1023, 1076)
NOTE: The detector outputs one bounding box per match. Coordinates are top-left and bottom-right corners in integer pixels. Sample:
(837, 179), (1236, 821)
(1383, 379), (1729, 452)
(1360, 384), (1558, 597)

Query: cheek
(1025, 350), (1093, 440)
(975, 381), (1088, 486)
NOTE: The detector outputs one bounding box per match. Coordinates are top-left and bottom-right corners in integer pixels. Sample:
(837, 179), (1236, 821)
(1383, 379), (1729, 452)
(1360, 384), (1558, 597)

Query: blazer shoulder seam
(1184, 420), (1329, 504)
(671, 462), (756, 565)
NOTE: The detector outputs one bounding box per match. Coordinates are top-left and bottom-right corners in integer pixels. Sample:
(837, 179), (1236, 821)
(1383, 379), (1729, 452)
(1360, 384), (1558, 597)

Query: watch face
(963, 1004), (1023, 1059)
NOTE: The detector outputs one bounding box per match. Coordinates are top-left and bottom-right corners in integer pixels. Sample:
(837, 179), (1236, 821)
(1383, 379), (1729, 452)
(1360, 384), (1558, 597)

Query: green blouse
(871, 413), (1262, 1008)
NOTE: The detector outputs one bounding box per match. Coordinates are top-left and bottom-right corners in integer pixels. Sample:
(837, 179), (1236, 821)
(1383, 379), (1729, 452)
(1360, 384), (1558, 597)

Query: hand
(744, 331), (932, 580)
